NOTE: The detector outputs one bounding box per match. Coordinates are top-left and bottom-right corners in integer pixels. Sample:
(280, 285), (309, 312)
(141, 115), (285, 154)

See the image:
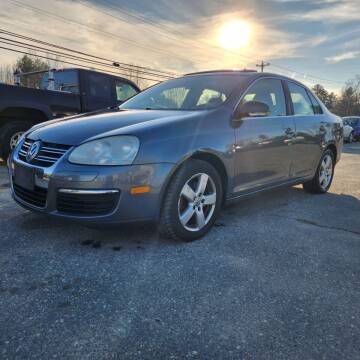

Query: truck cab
(0, 68), (140, 160)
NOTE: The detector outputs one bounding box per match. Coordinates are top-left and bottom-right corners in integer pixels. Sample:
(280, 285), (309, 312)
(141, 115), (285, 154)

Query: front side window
(240, 78), (286, 116)
(120, 74), (244, 111)
(288, 82), (314, 116)
(88, 73), (111, 99)
(115, 81), (138, 102)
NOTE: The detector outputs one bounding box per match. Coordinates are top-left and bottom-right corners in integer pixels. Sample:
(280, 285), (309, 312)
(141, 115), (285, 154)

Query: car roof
(183, 69), (304, 84)
(53, 68), (140, 91)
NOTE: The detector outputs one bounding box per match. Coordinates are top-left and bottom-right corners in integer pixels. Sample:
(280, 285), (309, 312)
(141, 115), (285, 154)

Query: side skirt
(225, 176), (314, 204)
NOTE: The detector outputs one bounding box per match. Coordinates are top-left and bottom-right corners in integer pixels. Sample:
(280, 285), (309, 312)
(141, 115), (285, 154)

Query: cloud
(0, 0), (352, 92)
(293, 0), (360, 23)
(325, 51), (360, 63)
(0, 0), (304, 77)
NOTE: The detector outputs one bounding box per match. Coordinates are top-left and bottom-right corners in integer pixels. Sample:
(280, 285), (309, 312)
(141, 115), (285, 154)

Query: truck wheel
(159, 159), (223, 242)
(0, 121), (33, 160)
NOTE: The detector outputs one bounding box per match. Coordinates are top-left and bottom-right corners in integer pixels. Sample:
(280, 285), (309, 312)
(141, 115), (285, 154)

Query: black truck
(0, 68), (140, 159)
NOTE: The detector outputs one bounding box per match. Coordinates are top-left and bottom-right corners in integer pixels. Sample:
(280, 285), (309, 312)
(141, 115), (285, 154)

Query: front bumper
(8, 151), (175, 224)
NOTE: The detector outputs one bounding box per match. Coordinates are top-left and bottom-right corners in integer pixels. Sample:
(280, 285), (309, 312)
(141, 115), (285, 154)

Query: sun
(218, 20), (250, 50)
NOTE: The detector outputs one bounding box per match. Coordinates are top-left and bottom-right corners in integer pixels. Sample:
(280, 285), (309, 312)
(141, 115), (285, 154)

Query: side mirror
(234, 100), (270, 120)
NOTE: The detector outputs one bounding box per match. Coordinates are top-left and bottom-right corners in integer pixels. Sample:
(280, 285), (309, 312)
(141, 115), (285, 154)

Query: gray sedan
(8, 70), (343, 241)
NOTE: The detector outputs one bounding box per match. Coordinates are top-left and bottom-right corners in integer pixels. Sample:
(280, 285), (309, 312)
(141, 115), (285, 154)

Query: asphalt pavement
(0, 143), (359, 359)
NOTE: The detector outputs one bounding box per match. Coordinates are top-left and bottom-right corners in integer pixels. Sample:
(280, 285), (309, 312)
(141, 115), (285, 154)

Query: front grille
(57, 191), (119, 216)
(13, 183), (47, 208)
(18, 139), (71, 167)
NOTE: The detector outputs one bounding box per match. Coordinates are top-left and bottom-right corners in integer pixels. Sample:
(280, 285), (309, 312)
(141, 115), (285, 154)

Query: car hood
(28, 109), (200, 145)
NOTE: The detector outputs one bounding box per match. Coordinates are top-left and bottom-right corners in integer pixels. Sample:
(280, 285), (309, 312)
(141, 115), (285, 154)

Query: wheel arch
(0, 107), (49, 128)
(158, 150), (229, 219)
(326, 143), (337, 162)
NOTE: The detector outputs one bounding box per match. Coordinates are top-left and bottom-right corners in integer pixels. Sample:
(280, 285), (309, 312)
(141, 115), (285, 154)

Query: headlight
(68, 136), (139, 165)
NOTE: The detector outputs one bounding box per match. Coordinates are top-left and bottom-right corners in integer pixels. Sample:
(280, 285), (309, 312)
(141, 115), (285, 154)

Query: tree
(14, 55), (50, 73)
(327, 92), (338, 112)
(13, 55), (51, 88)
(312, 84), (338, 112)
(312, 84), (329, 104)
(0, 64), (13, 84)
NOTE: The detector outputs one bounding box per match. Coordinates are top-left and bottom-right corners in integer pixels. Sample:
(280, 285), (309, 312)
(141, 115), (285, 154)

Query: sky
(1, 0), (360, 92)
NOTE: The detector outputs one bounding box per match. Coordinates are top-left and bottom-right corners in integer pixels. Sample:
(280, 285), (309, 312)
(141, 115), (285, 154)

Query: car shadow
(220, 185), (360, 237)
(17, 182), (360, 252)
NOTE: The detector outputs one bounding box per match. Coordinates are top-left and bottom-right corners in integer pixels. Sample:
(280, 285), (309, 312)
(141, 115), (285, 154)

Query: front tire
(159, 159), (223, 242)
(0, 121), (32, 160)
(303, 149), (335, 194)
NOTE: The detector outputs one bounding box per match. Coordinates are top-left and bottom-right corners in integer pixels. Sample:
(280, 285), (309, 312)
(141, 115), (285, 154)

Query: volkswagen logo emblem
(26, 141), (41, 162)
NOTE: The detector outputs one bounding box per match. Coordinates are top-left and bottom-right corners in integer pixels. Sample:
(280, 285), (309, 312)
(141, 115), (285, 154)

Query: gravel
(0, 143), (359, 359)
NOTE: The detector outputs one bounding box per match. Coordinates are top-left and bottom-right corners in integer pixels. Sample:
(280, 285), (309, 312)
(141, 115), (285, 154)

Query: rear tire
(303, 149), (335, 194)
(159, 159), (223, 242)
(0, 121), (33, 160)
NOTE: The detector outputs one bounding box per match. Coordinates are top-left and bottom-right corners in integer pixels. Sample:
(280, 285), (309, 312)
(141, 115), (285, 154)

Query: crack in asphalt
(294, 218), (360, 236)
(266, 214), (360, 236)
(218, 214), (360, 237)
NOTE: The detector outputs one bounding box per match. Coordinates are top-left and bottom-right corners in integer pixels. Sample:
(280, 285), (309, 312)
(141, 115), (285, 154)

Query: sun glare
(218, 20), (250, 50)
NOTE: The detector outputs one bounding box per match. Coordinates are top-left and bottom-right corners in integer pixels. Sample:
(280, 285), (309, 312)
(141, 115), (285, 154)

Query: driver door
(233, 78), (295, 193)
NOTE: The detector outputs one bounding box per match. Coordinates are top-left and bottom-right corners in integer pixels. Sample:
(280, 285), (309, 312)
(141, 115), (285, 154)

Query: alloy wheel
(319, 154), (333, 190)
(177, 173), (217, 232)
(9, 132), (24, 150)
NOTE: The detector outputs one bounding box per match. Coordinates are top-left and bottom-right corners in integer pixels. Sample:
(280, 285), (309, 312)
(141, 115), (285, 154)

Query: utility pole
(256, 61), (270, 72)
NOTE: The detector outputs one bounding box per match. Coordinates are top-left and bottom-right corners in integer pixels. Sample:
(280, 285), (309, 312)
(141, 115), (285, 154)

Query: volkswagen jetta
(8, 70), (343, 241)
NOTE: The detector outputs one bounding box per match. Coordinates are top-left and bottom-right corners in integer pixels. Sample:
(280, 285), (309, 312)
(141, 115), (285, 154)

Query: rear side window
(307, 90), (323, 114)
(288, 82), (314, 116)
(241, 78), (286, 116)
(41, 70), (79, 94)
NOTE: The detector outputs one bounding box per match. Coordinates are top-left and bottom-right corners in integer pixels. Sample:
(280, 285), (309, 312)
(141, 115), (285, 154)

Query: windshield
(120, 74), (243, 111)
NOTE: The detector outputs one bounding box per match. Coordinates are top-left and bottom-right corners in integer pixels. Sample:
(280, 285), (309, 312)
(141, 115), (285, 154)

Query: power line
(4, 0), (345, 86)
(6, 0), (197, 65)
(0, 45), (163, 82)
(0, 28), (177, 77)
(78, 0), (248, 67)
(0, 36), (174, 79)
(92, 0), (345, 86)
(268, 63), (344, 85)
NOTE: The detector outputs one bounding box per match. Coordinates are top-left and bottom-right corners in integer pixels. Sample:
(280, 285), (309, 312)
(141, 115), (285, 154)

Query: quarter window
(307, 90), (323, 114)
(288, 82), (314, 116)
(240, 79), (286, 116)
